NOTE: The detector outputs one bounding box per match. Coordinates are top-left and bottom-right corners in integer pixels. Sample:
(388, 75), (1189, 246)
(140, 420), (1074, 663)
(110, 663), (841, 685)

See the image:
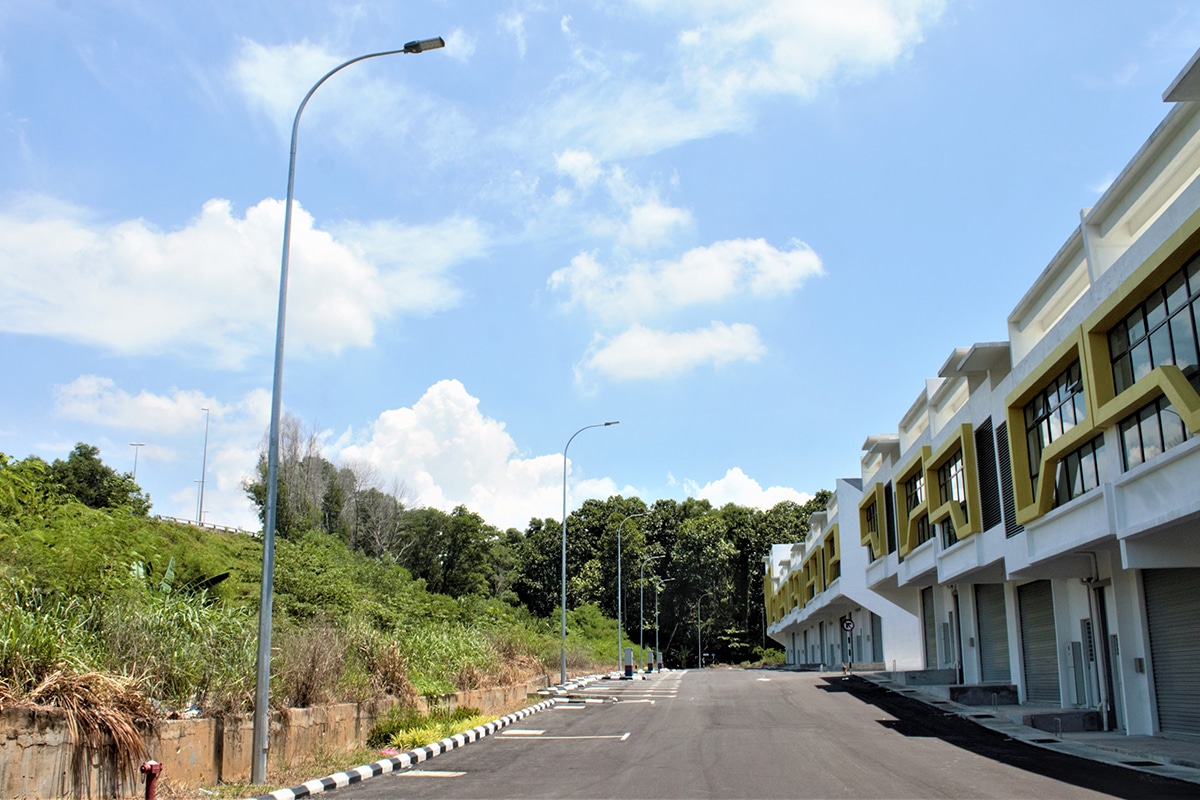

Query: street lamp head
(404, 37), (446, 53)
(604, 420), (619, 426)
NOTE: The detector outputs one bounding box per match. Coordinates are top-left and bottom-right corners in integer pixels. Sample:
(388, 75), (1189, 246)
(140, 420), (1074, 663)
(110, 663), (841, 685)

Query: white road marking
(496, 733), (631, 741)
(399, 771), (465, 778)
(501, 729), (545, 736)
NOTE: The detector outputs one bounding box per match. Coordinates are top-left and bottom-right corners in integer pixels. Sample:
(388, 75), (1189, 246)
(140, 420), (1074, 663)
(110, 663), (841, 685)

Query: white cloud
(54, 376), (218, 435)
(0, 196), (485, 367)
(549, 238), (823, 324)
(443, 28), (477, 62)
(335, 380), (619, 530)
(685, 467), (811, 510)
(577, 321), (765, 382)
(555, 149), (604, 191)
(503, 13), (528, 58)
(532, 0), (944, 158)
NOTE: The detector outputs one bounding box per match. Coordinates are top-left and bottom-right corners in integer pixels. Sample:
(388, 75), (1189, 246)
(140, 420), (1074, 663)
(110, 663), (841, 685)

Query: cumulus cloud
(335, 380), (622, 529)
(443, 28), (477, 62)
(577, 322), (765, 382)
(549, 238), (822, 324)
(531, 0), (944, 158)
(685, 467), (811, 510)
(0, 196), (486, 367)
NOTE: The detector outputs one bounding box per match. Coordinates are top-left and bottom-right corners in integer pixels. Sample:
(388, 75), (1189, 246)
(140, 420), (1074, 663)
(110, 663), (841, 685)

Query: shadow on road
(815, 676), (1196, 799)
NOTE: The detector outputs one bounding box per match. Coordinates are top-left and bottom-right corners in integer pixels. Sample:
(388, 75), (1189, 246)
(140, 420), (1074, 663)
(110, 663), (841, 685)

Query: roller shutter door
(1143, 568), (1200, 735)
(1018, 580), (1060, 705)
(922, 587), (937, 668)
(976, 583), (1011, 683)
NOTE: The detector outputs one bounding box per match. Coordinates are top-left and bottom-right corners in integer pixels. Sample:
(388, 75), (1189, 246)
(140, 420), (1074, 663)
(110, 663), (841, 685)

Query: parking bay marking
(499, 732), (631, 741)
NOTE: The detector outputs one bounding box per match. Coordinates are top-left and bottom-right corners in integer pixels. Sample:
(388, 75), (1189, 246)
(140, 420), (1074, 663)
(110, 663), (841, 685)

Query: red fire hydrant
(140, 760), (162, 800)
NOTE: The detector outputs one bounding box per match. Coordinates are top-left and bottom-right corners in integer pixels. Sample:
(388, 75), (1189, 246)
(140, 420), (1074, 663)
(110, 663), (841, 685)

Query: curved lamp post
(655, 577), (674, 669)
(252, 36), (445, 785)
(638, 553), (662, 669)
(696, 590), (715, 669)
(616, 512), (649, 672)
(560, 421), (618, 685)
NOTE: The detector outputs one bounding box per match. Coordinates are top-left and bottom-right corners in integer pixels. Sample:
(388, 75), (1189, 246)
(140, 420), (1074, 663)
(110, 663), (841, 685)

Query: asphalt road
(321, 669), (1198, 799)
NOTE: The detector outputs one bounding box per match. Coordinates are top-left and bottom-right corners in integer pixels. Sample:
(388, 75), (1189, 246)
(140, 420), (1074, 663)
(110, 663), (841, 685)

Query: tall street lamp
(129, 442), (145, 480)
(639, 553), (662, 669)
(616, 511), (649, 673)
(197, 407), (210, 525)
(655, 577), (674, 668)
(560, 421), (618, 685)
(252, 36), (445, 786)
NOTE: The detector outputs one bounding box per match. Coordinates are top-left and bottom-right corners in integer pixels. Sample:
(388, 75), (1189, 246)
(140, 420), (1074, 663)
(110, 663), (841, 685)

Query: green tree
(47, 443), (149, 515)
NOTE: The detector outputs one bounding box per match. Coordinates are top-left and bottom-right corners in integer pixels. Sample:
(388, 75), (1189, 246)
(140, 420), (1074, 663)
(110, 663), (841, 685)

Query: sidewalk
(857, 672), (1200, 786)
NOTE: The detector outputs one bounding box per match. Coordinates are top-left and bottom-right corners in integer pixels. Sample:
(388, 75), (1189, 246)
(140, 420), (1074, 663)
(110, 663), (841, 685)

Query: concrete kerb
(245, 676), (606, 800)
(856, 672), (1200, 787)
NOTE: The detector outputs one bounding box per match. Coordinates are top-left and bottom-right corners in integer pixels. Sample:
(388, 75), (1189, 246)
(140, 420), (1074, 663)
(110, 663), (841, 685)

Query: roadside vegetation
(0, 429), (821, 788)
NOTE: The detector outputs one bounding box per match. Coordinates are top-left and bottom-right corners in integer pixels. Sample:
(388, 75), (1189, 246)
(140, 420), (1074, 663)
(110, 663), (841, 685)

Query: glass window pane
(1146, 289), (1167, 329)
(1162, 404), (1188, 451)
(1188, 256), (1200, 296)
(1128, 307), (1147, 342)
(1166, 271), (1189, 314)
(1027, 428), (1043, 476)
(1113, 354), (1134, 394)
(1055, 460), (1071, 506)
(1121, 418), (1143, 470)
(1073, 390), (1087, 424)
(1131, 340), (1153, 383)
(1110, 323), (1129, 357)
(1139, 404), (1164, 462)
(1082, 444), (1100, 491)
(1170, 312), (1198, 375)
(1149, 324), (1174, 368)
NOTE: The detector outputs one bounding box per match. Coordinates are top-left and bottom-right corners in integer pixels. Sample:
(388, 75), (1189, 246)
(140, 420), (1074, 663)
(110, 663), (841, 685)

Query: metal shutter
(1143, 568), (1200, 734)
(976, 583), (1011, 683)
(871, 612), (884, 662)
(996, 421), (1024, 537)
(975, 418), (1002, 531)
(922, 586), (937, 668)
(1018, 580), (1059, 705)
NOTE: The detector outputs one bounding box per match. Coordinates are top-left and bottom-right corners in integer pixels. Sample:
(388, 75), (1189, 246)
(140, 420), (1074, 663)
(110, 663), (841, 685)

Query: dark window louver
(975, 417), (1003, 531)
(996, 421), (1024, 537)
(884, 481), (898, 555)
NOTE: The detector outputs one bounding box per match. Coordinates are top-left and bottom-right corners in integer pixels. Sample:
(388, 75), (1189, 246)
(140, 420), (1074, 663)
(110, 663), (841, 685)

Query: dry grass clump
(369, 642), (417, 705)
(26, 670), (156, 790)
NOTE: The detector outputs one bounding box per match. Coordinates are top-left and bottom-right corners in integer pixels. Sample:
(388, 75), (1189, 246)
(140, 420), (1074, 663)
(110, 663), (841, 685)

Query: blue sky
(2, 1), (1199, 532)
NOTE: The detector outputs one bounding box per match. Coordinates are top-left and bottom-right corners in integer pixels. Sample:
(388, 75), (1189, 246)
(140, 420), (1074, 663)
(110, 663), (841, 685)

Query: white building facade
(765, 49), (1200, 737)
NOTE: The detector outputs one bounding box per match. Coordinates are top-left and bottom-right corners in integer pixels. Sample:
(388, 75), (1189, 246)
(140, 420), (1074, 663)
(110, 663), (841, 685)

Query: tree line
(242, 414), (830, 666)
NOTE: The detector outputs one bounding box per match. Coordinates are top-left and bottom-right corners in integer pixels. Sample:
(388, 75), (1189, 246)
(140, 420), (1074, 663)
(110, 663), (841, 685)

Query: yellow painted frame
(923, 423), (983, 541)
(858, 483), (886, 560)
(1004, 329), (1100, 525)
(894, 447), (931, 557)
(823, 524), (841, 584)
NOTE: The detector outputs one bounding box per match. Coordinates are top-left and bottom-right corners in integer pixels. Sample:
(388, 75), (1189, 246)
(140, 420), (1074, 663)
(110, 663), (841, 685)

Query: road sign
(841, 618), (855, 632)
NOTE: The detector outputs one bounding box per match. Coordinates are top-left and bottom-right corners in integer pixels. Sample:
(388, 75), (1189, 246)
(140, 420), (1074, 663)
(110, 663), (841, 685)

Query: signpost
(842, 618), (855, 673)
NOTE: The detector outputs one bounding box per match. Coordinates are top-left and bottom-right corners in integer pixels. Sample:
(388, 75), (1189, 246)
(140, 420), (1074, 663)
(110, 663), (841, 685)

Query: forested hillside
(0, 440), (826, 723)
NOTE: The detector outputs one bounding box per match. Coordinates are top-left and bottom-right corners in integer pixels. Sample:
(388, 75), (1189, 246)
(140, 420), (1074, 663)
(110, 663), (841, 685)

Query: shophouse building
(765, 49), (1200, 737)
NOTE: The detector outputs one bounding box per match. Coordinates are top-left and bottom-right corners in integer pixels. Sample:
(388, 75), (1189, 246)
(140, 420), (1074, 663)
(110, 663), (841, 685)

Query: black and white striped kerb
(245, 681), (597, 800)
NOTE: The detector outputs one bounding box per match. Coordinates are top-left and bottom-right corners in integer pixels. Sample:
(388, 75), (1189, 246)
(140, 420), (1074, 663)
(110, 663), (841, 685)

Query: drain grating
(1120, 760), (1160, 767)
(970, 714), (997, 719)
(1029, 738), (1058, 744)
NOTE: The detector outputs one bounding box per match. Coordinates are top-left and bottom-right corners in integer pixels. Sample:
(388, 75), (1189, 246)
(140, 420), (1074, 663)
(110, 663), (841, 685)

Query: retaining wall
(0, 675), (552, 799)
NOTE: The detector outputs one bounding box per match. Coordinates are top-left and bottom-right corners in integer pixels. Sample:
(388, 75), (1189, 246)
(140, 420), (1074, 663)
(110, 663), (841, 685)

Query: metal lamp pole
(129, 442), (145, 480)
(696, 591), (714, 669)
(197, 406), (210, 525)
(252, 36), (445, 785)
(655, 578), (673, 667)
(560, 421), (619, 685)
(639, 553), (662, 668)
(616, 512), (649, 672)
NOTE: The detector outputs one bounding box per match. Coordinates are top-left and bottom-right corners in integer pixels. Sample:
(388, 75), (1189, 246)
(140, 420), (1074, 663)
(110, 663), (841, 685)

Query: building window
(1109, 256), (1200, 395)
(1119, 396), (1190, 470)
(864, 502), (880, 561)
(941, 516), (958, 549)
(915, 514), (932, 547)
(1052, 435), (1105, 507)
(937, 448), (968, 521)
(905, 473), (925, 514)
(1023, 359), (1086, 495)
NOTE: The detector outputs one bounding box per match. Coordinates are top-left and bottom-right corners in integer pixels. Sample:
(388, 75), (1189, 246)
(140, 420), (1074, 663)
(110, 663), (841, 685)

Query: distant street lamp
(655, 577), (674, 667)
(252, 36), (445, 786)
(196, 407), (210, 525)
(129, 442), (145, 480)
(616, 511), (649, 672)
(639, 553), (662, 668)
(697, 590), (715, 669)
(560, 421), (619, 685)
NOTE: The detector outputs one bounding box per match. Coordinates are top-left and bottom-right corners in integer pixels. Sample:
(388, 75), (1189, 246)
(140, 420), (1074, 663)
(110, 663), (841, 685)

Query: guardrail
(153, 515), (259, 537)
